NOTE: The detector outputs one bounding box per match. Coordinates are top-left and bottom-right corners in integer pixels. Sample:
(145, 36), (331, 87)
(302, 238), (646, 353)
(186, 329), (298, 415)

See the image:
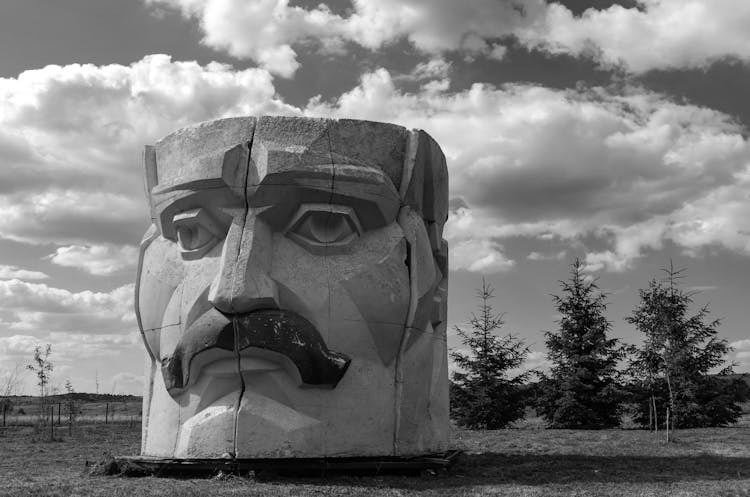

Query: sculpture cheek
(270, 232), (334, 319)
(398, 205), (438, 334)
(338, 238), (411, 365)
(136, 230), (185, 361)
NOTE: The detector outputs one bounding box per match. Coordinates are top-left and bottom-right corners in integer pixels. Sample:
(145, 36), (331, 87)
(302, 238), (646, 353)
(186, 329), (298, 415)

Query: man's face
(136, 116), (449, 458)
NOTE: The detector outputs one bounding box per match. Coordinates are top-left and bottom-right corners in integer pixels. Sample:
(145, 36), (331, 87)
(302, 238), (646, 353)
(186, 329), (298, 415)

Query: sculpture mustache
(160, 306), (351, 395)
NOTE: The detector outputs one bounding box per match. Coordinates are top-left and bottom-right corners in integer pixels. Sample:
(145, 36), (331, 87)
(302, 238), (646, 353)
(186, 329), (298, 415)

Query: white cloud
(524, 350), (552, 373)
(519, 0), (750, 73)
(0, 54), (292, 248)
(685, 285), (718, 292)
(0, 335), (40, 360)
(0, 332), (143, 394)
(0, 332), (139, 361)
(442, 205), (517, 273)
(146, 0), (750, 74)
(144, 0), (538, 76)
(342, 0), (533, 54)
(48, 332), (142, 359)
(145, 0), (346, 77)
(0, 191), (145, 246)
(109, 372), (144, 395)
(0, 279), (135, 334)
(730, 339), (750, 350)
(584, 251), (633, 273)
(584, 216), (670, 272)
(450, 237), (515, 274)
(0, 265), (48, 280)
(730, 339), (750, 371)
(47, 244), (139, 275)
(305, 68), (750, 272)
(488, 44), (508, 61)
(528, 250), (566, 261)
(409, 58), (452, 81)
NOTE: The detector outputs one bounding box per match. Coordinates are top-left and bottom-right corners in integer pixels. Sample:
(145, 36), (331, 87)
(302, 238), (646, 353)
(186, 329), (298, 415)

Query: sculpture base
(112, 451), (461, 477)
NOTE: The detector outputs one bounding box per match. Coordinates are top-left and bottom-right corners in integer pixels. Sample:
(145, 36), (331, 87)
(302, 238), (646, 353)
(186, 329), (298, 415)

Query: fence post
(57, 402), (61, 425)
(105, 403), (109, 424)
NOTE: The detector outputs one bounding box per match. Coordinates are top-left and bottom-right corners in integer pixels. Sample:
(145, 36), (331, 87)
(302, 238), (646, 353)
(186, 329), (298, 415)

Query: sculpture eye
(286, 204), (362, 253)
(176, 223), (214, 251)
(294, 211), (355, 244)
(172, 208), (229, 260)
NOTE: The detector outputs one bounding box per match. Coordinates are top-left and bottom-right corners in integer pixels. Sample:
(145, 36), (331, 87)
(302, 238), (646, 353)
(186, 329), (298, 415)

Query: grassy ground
(1, 416), (749, 497)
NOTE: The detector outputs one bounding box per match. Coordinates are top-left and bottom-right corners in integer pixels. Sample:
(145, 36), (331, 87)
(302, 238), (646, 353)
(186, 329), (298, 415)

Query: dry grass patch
(1, 417), (749, 496)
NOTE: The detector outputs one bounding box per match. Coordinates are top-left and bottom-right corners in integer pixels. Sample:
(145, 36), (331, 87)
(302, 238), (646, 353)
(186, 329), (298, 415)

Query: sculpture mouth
(160, 308), (350, 396)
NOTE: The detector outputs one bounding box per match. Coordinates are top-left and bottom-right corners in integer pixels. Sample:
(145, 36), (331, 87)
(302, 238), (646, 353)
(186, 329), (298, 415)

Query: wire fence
(1, 401), (142, 428)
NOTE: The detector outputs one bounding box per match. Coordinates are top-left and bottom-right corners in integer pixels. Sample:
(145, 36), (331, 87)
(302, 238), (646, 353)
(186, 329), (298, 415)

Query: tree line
(450, 259), (750, 432)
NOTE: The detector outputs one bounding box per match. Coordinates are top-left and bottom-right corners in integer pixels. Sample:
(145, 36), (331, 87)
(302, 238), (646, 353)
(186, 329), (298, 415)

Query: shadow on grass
(263, 453), (750, 489)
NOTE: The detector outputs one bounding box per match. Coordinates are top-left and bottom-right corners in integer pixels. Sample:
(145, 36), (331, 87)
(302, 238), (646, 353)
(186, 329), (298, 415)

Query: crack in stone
(233, 135), (255, 458)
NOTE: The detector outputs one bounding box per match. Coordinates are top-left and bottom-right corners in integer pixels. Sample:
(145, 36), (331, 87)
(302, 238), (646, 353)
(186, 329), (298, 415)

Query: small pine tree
(450, 279), (531, 429)
(626, 262), (745, 429)
(537, 259), (629, 429)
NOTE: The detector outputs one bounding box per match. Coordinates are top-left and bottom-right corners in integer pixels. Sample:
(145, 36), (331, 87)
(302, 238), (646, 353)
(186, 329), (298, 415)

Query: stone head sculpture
(136, 116), (449, 458)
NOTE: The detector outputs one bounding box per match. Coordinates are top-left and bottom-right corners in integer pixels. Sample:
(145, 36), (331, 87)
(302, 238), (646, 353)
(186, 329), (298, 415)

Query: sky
(1, 0), (749, 396)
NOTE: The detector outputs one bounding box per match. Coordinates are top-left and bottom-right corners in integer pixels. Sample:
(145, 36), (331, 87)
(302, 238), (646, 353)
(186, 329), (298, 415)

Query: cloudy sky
(1, 0), (749, 395)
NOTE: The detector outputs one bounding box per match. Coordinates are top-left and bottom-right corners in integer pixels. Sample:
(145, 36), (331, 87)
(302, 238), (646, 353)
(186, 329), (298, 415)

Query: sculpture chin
(170, 355), (282, 459)
(173, 354), (333, 459)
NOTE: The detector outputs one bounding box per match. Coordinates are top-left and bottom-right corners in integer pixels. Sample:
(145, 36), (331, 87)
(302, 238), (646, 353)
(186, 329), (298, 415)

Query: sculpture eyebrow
(151, 183), (245, 240)
(151, 178), (233, 196)
(251, 165), (399, 203)
(249, 166), (400, 230)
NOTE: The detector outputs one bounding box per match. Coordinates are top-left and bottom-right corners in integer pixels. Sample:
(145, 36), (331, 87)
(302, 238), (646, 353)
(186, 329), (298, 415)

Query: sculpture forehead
(144, 115), (449, 244)
(153, 117), (256, 189)
(151, 116), (409, 190)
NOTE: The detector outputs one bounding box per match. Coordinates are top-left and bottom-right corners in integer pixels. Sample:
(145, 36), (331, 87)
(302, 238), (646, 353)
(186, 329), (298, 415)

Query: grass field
(1, 414), (749, 497)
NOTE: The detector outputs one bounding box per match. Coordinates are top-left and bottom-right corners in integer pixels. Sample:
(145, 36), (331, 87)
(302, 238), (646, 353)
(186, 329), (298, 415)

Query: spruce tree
(450, 279), (530, 429)
(626, 262), (746, 429)
(538, 259), (628, 429)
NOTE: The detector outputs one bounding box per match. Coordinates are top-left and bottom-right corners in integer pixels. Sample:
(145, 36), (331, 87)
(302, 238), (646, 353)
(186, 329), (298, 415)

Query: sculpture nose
(208, 212), (279, 315)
